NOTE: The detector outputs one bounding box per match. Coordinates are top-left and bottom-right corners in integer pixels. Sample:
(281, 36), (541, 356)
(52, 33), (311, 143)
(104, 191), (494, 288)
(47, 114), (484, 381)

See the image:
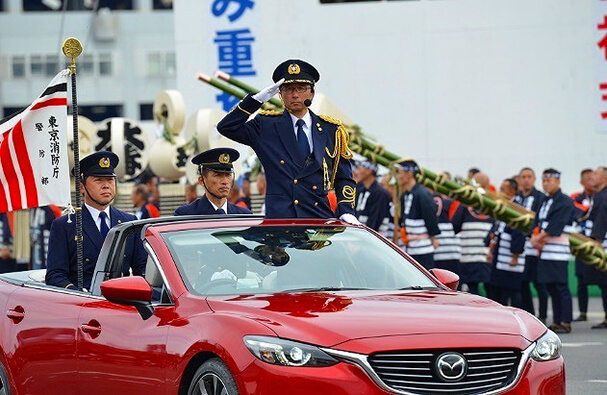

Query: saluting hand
(253, 78), (284, 103)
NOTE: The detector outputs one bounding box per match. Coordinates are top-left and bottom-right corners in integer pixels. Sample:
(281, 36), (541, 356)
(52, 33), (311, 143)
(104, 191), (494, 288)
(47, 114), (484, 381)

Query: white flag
(0, 69), (71, 213)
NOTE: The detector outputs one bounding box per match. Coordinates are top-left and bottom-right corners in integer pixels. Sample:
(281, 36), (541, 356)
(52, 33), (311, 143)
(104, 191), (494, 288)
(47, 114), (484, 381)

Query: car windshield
(162, 225), (438, 296)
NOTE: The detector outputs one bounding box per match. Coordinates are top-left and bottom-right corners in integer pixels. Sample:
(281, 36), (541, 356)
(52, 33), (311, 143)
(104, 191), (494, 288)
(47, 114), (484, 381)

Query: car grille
(367, 349), (521, 395)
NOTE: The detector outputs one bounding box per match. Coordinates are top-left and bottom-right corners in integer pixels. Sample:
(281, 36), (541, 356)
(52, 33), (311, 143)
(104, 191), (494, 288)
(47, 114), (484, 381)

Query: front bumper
(236, 350), (565, 395)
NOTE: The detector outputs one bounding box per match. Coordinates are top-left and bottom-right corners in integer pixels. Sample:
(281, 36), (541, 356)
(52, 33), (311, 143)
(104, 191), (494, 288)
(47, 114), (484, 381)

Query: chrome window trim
(22, 283), (105, 300)
(143, 240), (175, 305)
(321, 343), (535, 395)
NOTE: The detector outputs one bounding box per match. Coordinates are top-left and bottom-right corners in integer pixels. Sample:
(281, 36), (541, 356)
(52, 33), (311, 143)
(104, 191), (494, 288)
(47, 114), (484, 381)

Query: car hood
(206, 290), (546, 348)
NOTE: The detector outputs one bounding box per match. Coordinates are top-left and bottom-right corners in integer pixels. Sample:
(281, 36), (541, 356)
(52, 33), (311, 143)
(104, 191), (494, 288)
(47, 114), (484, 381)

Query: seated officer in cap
(45, 151), (147, 290)
(175, 148), (252, 215)
(217, 59), (359, 223)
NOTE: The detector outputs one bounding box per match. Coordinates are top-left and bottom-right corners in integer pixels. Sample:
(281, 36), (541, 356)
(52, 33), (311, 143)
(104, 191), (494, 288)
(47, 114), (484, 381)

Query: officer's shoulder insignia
(318, 114), (343, 126)
(258, 110), (282, 117)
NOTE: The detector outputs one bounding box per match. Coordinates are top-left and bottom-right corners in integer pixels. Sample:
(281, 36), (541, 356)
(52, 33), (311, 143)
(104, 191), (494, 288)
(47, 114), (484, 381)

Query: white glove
(339, 213), (362, 225)
(253, 78), (284, 103)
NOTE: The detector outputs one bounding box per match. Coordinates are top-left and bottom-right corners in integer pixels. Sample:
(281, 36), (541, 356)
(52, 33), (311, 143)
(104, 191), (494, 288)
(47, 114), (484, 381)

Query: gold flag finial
(62, 37), (83, 74)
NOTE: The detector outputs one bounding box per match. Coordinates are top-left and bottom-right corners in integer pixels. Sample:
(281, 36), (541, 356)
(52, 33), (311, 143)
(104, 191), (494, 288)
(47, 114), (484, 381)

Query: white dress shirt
(85, 203), (111, 232)
(208, 198), (229, 214)
(289, 110), (313, 153)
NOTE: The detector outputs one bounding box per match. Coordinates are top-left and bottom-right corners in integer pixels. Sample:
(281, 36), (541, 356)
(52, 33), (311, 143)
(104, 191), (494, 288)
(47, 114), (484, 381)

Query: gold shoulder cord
(258, 109), (282, 117)
(319, 115), (353, 189)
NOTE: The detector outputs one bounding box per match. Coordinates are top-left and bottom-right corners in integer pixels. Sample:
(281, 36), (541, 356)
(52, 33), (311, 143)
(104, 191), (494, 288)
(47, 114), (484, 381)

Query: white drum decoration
(67, 115), (96, 170)
(153, 90), (186, 136)
(94, 117), (151, 181)
(148, 136), (187, 181)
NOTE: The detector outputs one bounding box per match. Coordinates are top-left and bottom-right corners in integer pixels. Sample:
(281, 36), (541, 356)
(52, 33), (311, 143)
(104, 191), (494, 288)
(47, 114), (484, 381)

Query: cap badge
(99, 157), (110, 168)
(219, 154), (230, 164)
(288, 64), (300, 75)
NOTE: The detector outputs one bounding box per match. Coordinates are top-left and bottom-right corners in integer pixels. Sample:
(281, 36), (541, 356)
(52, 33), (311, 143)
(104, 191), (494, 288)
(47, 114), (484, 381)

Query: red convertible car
(0, 216), (565, 394)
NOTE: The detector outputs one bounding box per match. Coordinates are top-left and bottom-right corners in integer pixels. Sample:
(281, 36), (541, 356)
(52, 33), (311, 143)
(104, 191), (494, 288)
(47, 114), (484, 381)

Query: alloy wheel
(193, 372), (229, 395)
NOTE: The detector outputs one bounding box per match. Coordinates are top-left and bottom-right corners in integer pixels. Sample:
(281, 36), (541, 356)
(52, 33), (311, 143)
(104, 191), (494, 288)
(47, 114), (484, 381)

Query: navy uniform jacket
(486, 222), (526, 290)
(582, 185), (607, 286)
(516, 188), (546, 259)
(355, 180), (391, 231)
(45, 206), (147, 290)
(400, 183), (440, 257)
(175, 194), (252, 215)
(216, 95), (356, 219)
(531, 189), (575, 284)
(432, 194), (462, 263)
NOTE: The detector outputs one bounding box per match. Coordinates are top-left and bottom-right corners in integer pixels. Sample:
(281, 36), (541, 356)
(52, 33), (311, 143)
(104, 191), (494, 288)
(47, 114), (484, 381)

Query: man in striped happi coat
(580, 166), (607, 329)
(516, 167), (548, 321)
(486, 179), (526, 307)
(452, 203), (494, 295)
(531, 168), (575, 334)
(354, 160), (392, 233)
(396, 160), (440, 270)
(432, 193), (461, 275)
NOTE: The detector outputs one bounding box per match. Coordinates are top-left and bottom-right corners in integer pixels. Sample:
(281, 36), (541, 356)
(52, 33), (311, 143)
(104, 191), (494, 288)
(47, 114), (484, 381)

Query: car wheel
(0, 362), (10, 395)
(188, 358), (239, 395)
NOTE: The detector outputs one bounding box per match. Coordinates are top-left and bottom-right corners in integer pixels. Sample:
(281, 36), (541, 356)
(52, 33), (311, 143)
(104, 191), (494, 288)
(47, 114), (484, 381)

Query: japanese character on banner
(214, 29), (256, 76)
(212, 0), (254, 22)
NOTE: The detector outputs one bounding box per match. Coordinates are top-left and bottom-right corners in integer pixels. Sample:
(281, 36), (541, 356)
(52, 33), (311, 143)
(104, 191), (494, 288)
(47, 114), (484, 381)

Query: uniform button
(294, 179), (298, 184)
(312, 185), (317, 190)
(294, 200), (299, 205)
(314, 202), (318, 207)
(280, 160), (285, 165)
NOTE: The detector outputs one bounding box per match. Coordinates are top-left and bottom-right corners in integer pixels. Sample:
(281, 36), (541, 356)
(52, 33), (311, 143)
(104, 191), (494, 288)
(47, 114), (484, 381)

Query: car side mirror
(100, 276), (155, 320)
(429, 268), (460, 291)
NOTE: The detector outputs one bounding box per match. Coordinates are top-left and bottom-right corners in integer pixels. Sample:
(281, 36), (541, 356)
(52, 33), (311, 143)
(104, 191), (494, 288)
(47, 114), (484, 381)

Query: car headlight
(531, 329), (562, 361)
(244, 336), (339, 367)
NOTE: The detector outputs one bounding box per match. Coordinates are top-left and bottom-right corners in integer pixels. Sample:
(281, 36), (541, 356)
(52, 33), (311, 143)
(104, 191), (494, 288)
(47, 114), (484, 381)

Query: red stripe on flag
(0, 169), (8, 213)
(12, 121), (39, 208)
(30, 98), (67, 111)
(0, 130), (23, 210)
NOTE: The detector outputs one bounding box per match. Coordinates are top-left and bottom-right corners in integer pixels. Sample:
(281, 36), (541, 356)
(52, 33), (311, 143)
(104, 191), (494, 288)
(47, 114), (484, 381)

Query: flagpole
(62, 38), (84, 291)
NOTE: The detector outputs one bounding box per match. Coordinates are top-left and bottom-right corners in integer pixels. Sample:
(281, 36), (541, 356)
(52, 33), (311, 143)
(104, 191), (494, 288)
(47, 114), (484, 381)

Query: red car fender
(164, 306), (278, 390)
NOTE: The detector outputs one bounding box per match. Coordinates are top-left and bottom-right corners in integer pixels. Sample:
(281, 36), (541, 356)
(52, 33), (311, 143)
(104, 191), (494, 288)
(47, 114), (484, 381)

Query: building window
(30, 55), (44, 77)
(75, 104), (124, 122)
(139, 103), (154, 121)
(45, 55), (59, 77)
(23, 0), (134, 12)
(11, 56), (26, 78)
(80, 53), (95, 75)
(153, 0), (172, 10)
(98, 53), (113, 76)
(146, 51), (176, 78)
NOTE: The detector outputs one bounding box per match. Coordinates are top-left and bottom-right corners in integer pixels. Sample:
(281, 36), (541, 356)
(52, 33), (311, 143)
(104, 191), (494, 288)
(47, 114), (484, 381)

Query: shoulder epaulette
(318, 114), (343, 126)
(258, 110), (282, 117)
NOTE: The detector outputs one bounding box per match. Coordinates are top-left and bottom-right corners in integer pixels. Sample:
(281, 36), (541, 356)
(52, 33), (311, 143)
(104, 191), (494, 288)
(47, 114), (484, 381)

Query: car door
(1, 284), (85, 394)
(76, 248), (174, 394)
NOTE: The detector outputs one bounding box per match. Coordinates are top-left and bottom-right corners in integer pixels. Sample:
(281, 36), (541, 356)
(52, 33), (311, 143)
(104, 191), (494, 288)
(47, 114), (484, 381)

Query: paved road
(559, 296), (607, 394)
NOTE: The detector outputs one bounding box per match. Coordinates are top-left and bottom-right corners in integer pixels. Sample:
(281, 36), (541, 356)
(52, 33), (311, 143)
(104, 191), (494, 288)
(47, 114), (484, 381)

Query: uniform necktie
(216, 208), (226, 214)
(98, 211), (109, 239)
(296, 119), (310, 159)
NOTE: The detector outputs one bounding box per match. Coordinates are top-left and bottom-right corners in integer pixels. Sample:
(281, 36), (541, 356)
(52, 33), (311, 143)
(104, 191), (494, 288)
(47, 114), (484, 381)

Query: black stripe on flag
(41, 82), (67, 98)
(0, 82), (66, 127)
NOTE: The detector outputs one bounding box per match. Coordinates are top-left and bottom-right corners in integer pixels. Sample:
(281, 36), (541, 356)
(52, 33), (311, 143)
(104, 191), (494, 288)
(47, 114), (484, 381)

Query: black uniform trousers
(520, 255), (548, 319)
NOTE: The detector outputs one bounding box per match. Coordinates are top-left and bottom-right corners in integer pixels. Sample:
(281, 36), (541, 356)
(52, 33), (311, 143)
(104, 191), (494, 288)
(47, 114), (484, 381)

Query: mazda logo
(435, 352), (467, 382)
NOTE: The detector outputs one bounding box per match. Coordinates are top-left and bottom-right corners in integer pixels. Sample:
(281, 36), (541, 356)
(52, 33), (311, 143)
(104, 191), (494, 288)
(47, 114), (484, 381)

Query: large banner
(0, 70), (71, 212)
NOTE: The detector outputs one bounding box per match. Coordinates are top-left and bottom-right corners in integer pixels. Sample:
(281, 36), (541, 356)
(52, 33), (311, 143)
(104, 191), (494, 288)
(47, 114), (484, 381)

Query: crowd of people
(349, 162), (607, 334)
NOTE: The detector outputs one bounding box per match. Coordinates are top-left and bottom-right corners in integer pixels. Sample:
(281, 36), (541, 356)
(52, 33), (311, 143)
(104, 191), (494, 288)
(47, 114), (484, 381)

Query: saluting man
(45, 152), (147, 290)
(175, 148), (252, 215)
(216, 59), (359, 224)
